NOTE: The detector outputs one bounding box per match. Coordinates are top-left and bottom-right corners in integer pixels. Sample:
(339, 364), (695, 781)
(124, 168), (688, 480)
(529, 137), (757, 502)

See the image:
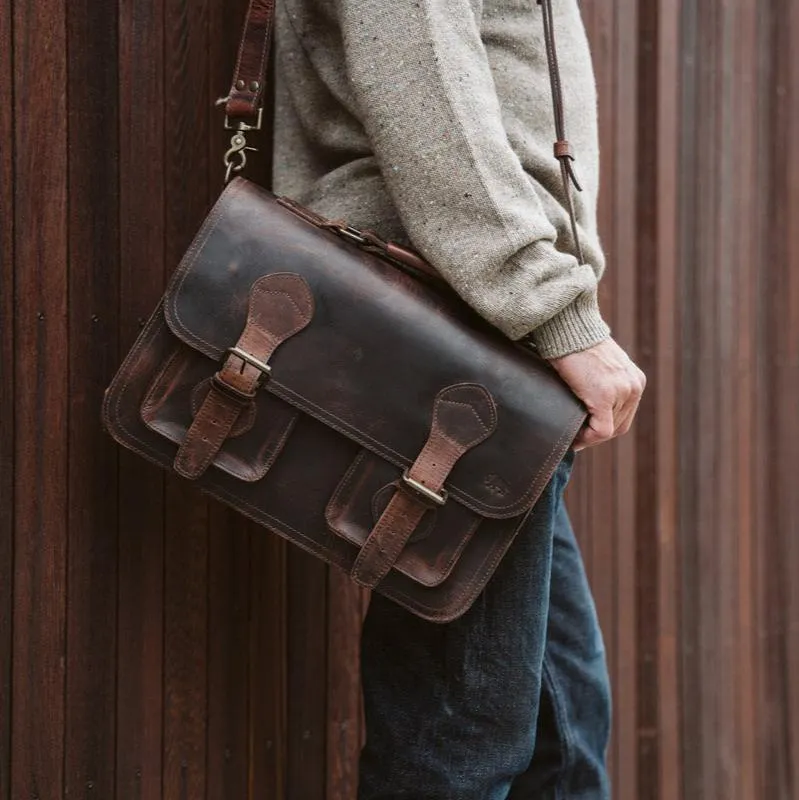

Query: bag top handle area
(218, 0), (584, 263)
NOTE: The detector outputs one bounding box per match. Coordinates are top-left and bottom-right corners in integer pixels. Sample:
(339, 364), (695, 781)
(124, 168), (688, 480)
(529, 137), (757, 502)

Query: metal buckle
(401, 471), (448, 507)
(223, 107), (263, 132)
(336, 225), (367, 245)
(225, 346), (272, 386)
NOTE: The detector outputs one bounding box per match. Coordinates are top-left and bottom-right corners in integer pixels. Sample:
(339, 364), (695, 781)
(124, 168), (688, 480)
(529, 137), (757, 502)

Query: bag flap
(162, 178), (585, 519)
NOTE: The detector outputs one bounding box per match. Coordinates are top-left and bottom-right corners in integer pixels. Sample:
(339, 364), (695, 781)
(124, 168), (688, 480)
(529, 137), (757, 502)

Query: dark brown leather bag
(103, 0), (586, 622)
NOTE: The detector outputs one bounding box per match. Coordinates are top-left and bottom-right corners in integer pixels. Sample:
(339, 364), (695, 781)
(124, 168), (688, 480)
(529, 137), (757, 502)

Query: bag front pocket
(140, 341), (298, 482)
(326, 450), (482, 588)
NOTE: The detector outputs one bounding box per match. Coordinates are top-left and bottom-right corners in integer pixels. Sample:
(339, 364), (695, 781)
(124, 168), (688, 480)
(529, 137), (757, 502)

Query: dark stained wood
(204, 4), (254, 797)
(1, 1), (799, 798)
(249, 532), (287, 798)
(207, 504), (251, 800)
(0, 0), (13, 795)
(115, 1), (167, 798)
(633, 1), (663, 796)
(651, 0), (682, 796)
(287, 550), (328, 800)
(10, 0), (69, 797)
(63, 1), (120, 798)
(326, 573), (364, 800)
(161, 0), (211, 797)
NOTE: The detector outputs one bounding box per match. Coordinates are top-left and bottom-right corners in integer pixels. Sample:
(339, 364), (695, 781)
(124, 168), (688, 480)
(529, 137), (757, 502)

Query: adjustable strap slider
(554, 139), (574, 160)
(401, 470), (448, 507)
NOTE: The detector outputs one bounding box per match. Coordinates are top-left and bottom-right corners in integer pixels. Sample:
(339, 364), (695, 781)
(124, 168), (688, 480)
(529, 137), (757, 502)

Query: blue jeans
(358, 455), (611, 799)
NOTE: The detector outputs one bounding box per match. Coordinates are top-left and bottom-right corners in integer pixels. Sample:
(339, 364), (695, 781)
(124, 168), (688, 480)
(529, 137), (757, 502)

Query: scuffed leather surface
(141, 340), (298, 482)
(325, 450), (481, 588)
(164, 178), (585, 518)
(103, 178), (586, 621)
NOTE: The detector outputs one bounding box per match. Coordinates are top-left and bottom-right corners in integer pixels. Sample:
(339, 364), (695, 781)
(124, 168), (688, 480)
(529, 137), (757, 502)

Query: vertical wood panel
(63, 0), (120, 797)
(249, 533), (287, 798)
(161, 0), (211, 796)
(652, 0), (682, 796)
(0, 0), (13, 796)
(762, 2), (799, 798)
(2, 1), (799, 798)
(115, 0), (167, 797)
(206, 505), (250, 800)
(287, 551), (328, 799)
(10, 0), (69, 796)
(204, 4), (254, 797)
(326, 574), (364, 800)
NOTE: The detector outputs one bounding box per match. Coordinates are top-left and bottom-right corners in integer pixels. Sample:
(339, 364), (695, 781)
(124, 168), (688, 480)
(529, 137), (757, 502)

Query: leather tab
(174, 273), (313, 479)
(225, 0), (275, 122)
(350, 384), (497, 588)
(554, 139), (574, 160)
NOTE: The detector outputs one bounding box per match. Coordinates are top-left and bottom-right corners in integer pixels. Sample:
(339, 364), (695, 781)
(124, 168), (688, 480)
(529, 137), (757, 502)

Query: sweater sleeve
(333, 0), (610, 357)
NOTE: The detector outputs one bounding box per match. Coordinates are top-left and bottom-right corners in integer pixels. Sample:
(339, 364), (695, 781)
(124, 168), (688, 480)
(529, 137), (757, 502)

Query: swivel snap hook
(223, 131), (257, 184)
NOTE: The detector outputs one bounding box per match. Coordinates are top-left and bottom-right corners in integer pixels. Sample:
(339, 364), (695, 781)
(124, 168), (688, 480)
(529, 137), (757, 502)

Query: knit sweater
(272, 0), (610, 358)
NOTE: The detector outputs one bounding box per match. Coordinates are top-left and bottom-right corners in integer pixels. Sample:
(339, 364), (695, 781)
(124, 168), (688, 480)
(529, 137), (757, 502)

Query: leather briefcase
(103, 0), (586, 622)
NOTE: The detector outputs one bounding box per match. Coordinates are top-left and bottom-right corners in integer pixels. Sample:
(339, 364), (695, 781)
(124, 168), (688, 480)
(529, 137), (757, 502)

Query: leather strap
(350, 384), (497, 589)
(174, 273), (314, 479)
(539, 0), (585, 263)
(225, 0), (275, 123)
(226, 0), (584, 262)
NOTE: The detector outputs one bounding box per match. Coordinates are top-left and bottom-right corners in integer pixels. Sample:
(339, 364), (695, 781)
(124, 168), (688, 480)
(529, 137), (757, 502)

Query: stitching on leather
(167, 181), (246, 356)
(249, 274), (315, 336)
(105, 324), (557, 621)
(351, 492), (423, 587)
(190, 379), (256, 438)
(175, 394), (242, 478)
(326, 457), (478, 588)
(382, 509), (533, 621)
(230, 0), (271, 108)
(112, 310), (583, 518)
(436, 382), (498, 432)
(323, 449), (368, 530)
(161, 193), (575, 516)
(140, 344), (183, 422)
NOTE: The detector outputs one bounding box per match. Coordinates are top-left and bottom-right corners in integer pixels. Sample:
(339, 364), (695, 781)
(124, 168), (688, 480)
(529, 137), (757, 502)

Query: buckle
(211, 346), (272, 402)
(223, 107), (263, 131)
(401, 471), (448, 507)
(226, 346), (272, 385)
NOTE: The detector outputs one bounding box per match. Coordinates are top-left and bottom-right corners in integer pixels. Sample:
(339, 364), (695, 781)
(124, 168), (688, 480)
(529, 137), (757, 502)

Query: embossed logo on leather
(483, 473), (511, 498)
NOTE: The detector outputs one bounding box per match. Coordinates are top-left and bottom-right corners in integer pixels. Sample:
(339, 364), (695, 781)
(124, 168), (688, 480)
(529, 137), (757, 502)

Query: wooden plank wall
(0, 0), (797, 798)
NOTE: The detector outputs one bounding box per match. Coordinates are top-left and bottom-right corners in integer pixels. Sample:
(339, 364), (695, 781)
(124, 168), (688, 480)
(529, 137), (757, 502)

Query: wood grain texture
(207, 504), (251, 800)
(1, 1), (798, 798)
(0, 0), (13, 795)
(326, 572), (364, 800)
(115, 0), (167, 798)
(10, 0), (69, 797)
(161, 0), (211, 796)
(249, 532), (287, 798)
(287, 550), (328, 800)
(63, 1), (120, 798)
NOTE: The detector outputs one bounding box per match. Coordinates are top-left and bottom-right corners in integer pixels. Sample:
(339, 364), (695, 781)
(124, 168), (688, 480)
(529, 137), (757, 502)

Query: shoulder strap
(220, 0), (584, 262)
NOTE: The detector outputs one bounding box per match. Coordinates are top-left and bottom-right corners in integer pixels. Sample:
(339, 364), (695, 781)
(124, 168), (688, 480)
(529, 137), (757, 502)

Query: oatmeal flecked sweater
(272, 0), (610, 358)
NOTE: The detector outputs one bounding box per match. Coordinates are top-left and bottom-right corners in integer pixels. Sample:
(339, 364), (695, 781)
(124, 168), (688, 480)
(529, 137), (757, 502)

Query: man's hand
(547, 338), (646, 451)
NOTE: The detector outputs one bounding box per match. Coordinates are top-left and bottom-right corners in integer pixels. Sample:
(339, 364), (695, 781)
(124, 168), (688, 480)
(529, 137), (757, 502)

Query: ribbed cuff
(529, 292), (611, 359)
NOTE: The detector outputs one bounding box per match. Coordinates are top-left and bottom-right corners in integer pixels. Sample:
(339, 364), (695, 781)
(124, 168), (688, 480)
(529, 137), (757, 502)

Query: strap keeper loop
(554, 139), (574, 161)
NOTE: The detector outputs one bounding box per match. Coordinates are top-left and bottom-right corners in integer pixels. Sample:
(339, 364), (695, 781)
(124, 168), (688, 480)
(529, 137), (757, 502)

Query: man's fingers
(548, 337), (647, 451)
(573, 406), (615, 451)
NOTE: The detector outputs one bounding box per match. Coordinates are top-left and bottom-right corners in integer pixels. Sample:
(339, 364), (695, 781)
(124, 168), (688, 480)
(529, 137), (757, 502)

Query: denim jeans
(358, 455), (611, 799)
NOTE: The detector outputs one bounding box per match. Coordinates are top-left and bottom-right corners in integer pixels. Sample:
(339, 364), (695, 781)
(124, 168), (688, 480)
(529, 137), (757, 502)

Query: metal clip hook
(223, 131), (257, 184)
